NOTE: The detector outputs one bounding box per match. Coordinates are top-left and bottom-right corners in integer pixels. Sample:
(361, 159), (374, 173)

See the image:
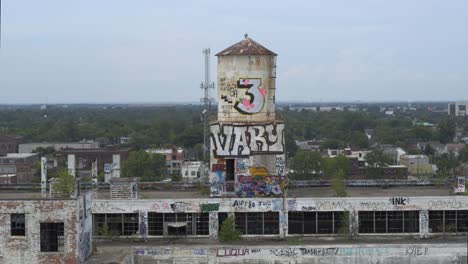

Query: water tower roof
(215, 35), (277, 56)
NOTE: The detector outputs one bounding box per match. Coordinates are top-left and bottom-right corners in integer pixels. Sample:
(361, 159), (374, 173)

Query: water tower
(209, 35), (286, 197)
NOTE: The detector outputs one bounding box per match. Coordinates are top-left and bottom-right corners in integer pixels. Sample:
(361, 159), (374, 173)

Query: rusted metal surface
(215, 37), (277, 56)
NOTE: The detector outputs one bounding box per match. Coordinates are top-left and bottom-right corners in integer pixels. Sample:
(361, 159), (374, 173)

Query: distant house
(445, 143), (466, 156)
(0, 153), (39, 183)
(19, 141), (100, 153)
(181, 161), (203, 181)
(448, 102), (468, 116)
(147, 147), (186, 176)
(400, 155), (433, 176)
(0, 135), (23, 156)
(295, 140), (322, 151)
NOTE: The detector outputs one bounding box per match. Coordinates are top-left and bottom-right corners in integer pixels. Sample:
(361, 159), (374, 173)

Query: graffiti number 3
(234, 78), (266, 115)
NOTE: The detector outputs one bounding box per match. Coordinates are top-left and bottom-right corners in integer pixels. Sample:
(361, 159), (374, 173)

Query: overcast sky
(1, 0), (467, 104)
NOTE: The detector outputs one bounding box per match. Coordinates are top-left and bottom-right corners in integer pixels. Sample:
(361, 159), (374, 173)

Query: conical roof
(215, 34), (277, 56)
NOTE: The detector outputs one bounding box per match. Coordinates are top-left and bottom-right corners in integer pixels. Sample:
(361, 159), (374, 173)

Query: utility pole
(200, 48), (215, 164)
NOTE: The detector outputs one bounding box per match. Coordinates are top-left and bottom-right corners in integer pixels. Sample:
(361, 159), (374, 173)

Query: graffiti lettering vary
(210, 123), (285, 157)
(390, 197), (409, 206)
(216, 248), (249, 257)
(233, 78), (265, 115)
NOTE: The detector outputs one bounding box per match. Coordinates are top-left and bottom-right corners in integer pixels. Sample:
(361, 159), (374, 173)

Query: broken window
(11, 214), (25, 236)
(218, 212), (228, 232)
(429, 210), (468, 233)
(403, 211), (419, 233)
(148, 213), (164, 236)
(123, 213), (139, 235)
(195, 213), (209, 235)
(359, 211), (419, 233)
(317, 212), (334, 234)
(288, 211), (346, 235)
(235, 212), (279, 235)
(106, 214), (123, 236)
(93, 214), (106, 235)
(263, 212), (279, 235)
(40, 222), (64, 252)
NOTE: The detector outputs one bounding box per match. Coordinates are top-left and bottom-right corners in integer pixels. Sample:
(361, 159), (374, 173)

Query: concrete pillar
(209, 212), (218, 239)
(139, 211), (148, 240)
(40, 157), (47, 198)
(279, 210), (287, 238)
(67, 154), (76, 177)
(420, 210), (429, 238)
(91, 159), (98, 184)
(112, 154), (121, 178)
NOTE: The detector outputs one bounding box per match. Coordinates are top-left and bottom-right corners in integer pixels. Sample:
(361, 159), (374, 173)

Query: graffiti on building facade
(210, 123), (285, 157)
(275, 155), (285, 175)
(233, 78), (266, 115)
(236, 175), (286, 197)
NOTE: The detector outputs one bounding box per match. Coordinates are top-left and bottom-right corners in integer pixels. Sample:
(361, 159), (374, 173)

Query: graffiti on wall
(235, 158), (249, 174)
(210, 123), (285, 157)
(210, 158), (226, 197)
(233, 79), (266, 115)
(232, 199), (282, 211)
(78, 192), (93, 262)
(275, 155), (285, 176)
(236, 175), (286, 197)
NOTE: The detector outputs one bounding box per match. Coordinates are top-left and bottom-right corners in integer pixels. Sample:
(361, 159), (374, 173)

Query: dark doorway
(226, 159), (235, 181)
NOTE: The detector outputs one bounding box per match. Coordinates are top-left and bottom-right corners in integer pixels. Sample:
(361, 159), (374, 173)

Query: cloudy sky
(1, 0), (467, 103)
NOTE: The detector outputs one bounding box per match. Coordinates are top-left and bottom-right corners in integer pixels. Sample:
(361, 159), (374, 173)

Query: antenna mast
(200, 48), (215, 114)
(200, 48), (215, 164)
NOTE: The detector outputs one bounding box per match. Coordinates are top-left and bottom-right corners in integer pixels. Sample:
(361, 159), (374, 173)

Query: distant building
(295, 139), (322, 151)
(181, 161), (203, 180)
(19, 141), (100, 153)
(56, 147), (129, 179)
(400, 155), (433, 176)
(448, 101), (468, 116)
(119, 137), (131, 145)
(0, 153), (38, 183)
(147, 147), (186, 176)
(0, 135), (23, 156)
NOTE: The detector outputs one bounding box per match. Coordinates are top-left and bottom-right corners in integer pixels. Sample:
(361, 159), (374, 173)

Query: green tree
(54, 169), (75, 198)
(121, 150), (166, 181)
(322, 155), (351, 179)
(219, 216), (241, 242)
(365, 149), (392, 168)
(438, 119), (456, 144)
(331, 170), (347, 197)
(289, 150), (322, 180)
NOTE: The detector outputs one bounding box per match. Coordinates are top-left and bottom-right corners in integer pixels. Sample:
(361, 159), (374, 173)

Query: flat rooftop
(0, 186), (454, 200)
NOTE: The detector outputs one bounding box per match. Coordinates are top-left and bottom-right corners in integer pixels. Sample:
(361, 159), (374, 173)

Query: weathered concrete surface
(124, 242), (468, 264)
(0, 192), (93, 264)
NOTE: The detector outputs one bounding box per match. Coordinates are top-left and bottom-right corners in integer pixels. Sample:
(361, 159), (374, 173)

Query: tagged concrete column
(67, 154), (76, 177)
(40, 157), (47, 198)
(112, 154), (121, 178)
(279, 210), (287, 238)
(209, 212), (218, 239)
(420, 210), (429, 237)
(139, 211), (148, 240)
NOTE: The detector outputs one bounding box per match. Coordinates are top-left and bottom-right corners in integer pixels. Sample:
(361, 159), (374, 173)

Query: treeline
(0, 105), (467, 157)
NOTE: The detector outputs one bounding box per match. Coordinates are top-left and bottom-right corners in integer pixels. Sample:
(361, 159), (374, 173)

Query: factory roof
(215, 34), (277, 56)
